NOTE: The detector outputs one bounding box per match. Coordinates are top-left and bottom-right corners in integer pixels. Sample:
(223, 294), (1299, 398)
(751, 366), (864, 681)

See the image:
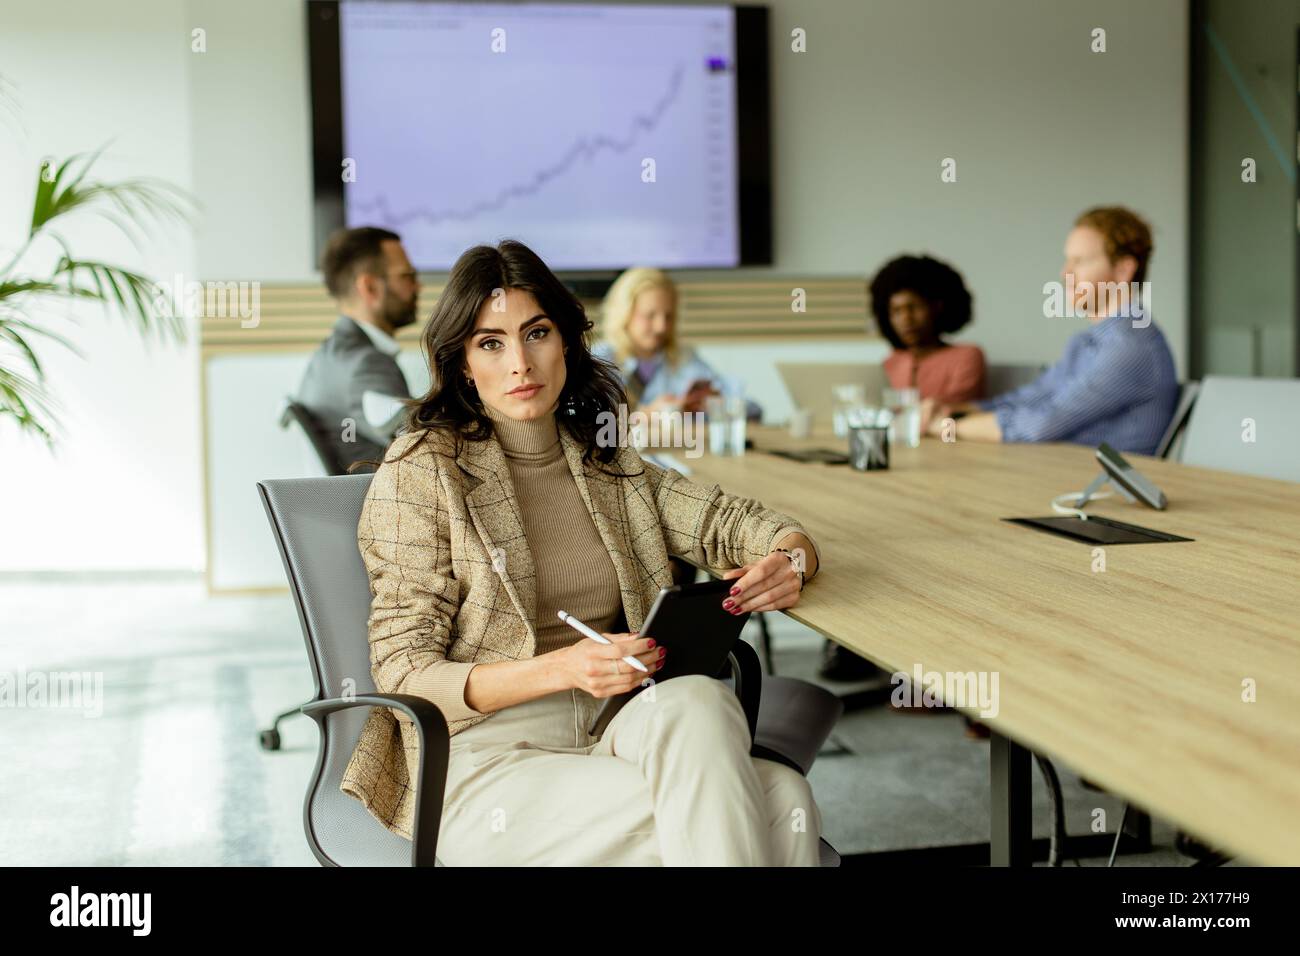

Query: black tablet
(586, 578), (750, 737)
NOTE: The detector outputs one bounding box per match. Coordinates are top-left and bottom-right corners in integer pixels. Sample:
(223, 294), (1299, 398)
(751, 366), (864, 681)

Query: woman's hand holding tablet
(585, 577), (751, 737)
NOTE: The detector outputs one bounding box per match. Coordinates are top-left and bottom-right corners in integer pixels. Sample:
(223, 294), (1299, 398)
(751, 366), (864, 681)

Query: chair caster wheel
(259, 729), (282, 751)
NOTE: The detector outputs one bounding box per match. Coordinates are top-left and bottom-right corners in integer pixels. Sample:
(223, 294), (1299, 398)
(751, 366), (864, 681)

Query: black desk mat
(1002, 515), (1194, 545)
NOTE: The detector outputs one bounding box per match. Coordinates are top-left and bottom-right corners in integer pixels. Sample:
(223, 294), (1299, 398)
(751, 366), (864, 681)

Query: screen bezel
(306, 1), (773, 275)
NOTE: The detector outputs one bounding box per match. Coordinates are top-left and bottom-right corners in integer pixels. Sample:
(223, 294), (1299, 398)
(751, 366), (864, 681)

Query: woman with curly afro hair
(869, 254), (986, 404)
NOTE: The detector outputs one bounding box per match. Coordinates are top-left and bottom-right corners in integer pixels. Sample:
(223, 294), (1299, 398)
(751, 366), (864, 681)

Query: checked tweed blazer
(339, 420), (816, 839)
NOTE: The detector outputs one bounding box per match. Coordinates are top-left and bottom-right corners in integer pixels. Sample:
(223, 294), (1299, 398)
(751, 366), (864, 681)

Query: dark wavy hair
(868, 254), (973, 350)
(395, 239), (637, 475)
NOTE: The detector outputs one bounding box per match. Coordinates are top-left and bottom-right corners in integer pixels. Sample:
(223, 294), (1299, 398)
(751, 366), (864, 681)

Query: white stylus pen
(557, 610), (649, 673)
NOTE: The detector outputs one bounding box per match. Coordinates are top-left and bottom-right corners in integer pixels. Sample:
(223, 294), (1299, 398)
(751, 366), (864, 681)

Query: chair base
(259, 699), (310, 751)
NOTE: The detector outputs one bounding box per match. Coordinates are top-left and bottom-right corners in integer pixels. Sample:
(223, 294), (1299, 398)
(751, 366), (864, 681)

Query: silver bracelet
(772, 547), (805, 591)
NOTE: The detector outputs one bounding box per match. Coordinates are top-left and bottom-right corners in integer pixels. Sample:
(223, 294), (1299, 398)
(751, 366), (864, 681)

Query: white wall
(1, 0), (1189, 572)
(764, 0), (1189, 371)
(0, 0), (200, 572)
(187, 0), (1189, 372)
(187, 0), (316, 281)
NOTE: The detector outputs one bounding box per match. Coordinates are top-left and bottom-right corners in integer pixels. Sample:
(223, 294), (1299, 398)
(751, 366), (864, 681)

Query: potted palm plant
(1, 137), (195, 445)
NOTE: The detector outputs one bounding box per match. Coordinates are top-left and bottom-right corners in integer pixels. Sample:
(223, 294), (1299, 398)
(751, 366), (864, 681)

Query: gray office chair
(257, 474), (844, 866)
(258, 401), (349, 753)
(1179, 375), (1300, 482)
(280, 400), (348, 477)
(984, 363), (1046, 398)
(1155, 381), (1200, 460)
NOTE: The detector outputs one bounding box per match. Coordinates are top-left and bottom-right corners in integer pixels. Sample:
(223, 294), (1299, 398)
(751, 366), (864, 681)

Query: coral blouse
(883, 344), (986, 404)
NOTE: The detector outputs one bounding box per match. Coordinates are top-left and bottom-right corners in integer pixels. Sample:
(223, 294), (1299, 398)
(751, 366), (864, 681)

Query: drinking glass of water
(706, 377), (748, 456)
(831, 383), (867, 437)
(882, 387), (922, 448)
(704, 395), (732, 456)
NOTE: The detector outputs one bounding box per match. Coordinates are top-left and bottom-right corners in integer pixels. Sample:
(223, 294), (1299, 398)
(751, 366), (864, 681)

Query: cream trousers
(435, 674), (824, 866)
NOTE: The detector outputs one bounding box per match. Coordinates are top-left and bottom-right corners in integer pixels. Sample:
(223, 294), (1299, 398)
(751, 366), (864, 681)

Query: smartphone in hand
(681, 378), (718, 411)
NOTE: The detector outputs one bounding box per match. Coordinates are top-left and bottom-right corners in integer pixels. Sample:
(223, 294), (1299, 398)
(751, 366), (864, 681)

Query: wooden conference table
(672, 425), (1300, 866)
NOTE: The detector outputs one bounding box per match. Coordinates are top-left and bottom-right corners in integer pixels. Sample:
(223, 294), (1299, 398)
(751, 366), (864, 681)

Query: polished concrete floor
(0, 574), (1239, 866)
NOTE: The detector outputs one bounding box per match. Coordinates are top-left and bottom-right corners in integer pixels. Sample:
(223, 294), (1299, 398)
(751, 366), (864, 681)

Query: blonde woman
(593, 267), (762, 420)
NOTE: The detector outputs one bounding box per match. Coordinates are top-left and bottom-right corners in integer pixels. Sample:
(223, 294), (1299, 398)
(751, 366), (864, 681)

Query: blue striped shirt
(977, 315), (1178, 455)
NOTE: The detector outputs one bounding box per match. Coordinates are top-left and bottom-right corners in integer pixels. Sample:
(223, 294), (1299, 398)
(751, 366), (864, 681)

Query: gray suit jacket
(296, 315), (411, 469)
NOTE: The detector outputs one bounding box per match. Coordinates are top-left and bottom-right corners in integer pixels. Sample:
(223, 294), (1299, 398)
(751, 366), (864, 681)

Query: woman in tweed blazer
(340, 240), (824, 865)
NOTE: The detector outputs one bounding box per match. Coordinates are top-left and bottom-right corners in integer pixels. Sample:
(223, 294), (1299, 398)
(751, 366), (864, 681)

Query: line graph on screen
(336, 2), (740, 269)
(349, 64), (686, 228)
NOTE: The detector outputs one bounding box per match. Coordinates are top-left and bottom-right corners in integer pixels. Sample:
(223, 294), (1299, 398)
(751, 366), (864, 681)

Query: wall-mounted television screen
(307, 1), (771, 272)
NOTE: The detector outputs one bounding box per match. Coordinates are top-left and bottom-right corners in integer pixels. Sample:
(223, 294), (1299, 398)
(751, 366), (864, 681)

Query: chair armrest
(723, 638), (762, 744)
(668, 555), (699, 586)
(302, 693), (450, 867)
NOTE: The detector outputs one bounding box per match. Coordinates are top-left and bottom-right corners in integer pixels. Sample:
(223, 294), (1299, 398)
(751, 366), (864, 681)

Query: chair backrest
(281, 401), (349, 477)
(1179, 376), (1300, 482)
(984, 363), (1046, 398)
(258, 474), (414, 866)
(1155, 380), (1200, 460)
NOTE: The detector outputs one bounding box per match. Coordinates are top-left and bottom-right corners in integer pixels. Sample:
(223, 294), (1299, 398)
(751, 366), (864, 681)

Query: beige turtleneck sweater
(411, 400), (625, 721)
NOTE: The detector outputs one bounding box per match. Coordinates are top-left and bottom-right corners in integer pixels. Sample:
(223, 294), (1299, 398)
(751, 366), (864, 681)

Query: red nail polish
(646, 639), (655, 648)
(730, 586), (740, 596)
(722, 599), (734, 609)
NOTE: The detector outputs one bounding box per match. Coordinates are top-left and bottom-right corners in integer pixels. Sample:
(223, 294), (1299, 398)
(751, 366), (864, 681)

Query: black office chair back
(281, 401), (349, 476)
(1155, 381), (1200, 460)
(258, 474), (415, 866)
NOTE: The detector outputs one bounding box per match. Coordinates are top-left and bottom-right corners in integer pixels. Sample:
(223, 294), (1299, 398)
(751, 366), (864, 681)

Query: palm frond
(1, 144), (195, 443)
(0, 278), (64, 300)
(0, 364), (59, 445)
(0, 319), (47, 376)
(0, 310), (82, 358)
(31, 147), (197, 243)
(55, 257), (187, 344)
(0, 72), (24, 137)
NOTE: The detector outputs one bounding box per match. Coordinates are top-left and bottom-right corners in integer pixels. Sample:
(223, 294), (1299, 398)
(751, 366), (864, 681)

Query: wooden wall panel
(199, 276), (876, 349)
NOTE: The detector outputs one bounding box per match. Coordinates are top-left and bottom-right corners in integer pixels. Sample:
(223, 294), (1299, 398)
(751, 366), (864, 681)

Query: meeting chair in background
(280, 400), (349, 477)
(1154, 381), (1201, 460)
(1178, 376), (1300, 482)
(257, 474), (845, 866)
(257, 400), (356, 754)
